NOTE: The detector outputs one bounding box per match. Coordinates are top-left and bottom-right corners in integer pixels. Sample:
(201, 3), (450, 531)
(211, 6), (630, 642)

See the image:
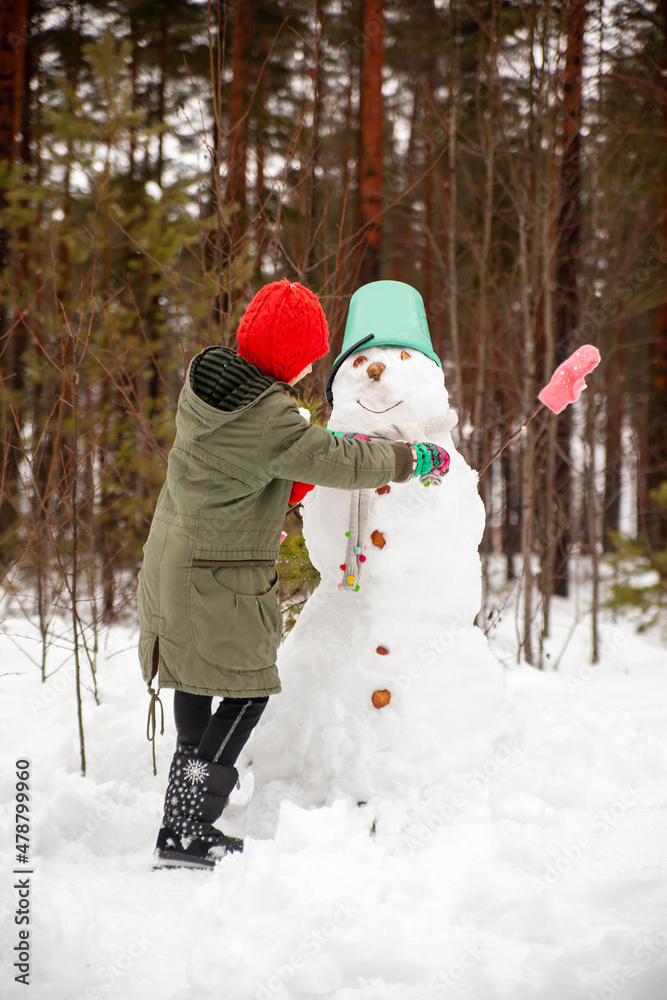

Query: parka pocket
(187, 565), (281, 672)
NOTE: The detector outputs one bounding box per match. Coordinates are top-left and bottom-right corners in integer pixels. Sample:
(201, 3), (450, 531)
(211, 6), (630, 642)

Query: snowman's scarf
(339, 414), (454, 592)
(340, 490), (371, 592)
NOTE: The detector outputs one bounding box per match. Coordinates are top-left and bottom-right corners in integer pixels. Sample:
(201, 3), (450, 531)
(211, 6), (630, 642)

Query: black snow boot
(153, 746), (244, 870)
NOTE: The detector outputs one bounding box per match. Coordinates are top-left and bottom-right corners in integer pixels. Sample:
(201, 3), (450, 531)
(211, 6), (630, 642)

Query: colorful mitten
(538, 345), (601, 414)
(328, 430), (374, 442)
(289, 481), (315, 505)
(411, 442), (451, 479)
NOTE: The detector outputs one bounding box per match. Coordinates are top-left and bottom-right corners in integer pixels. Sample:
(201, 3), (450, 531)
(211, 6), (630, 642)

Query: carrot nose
(367, 362), (385, 382)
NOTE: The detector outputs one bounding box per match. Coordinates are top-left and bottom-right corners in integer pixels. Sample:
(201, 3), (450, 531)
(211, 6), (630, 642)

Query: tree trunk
(253, 65), (266, 275)
(303, 0), (323, 281)
(502, 444), (521, 581)
(0, 0), (30, 551)
(644, 0), (667, 548)
(388, 83), (420, 284)
(225, 0), (252, 224)
(585, 386), (600, 662)
(446, 0), (463, 434)
(536, 1), (559, 640)
(0, 0), (29, 255)
(470, 0), (497, 474)
(603, 318), (625, 551)
(217, 0), (253, 326)
(519, 212), (537, 665)
(421, 0), (438, 318)
(540, 185), (558, 638)
(357, 0), (383, 287)
(553, 0), (586, 597)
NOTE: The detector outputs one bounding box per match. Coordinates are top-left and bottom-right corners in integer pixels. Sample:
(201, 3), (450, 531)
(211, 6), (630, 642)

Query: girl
(137, 279), (448, 869)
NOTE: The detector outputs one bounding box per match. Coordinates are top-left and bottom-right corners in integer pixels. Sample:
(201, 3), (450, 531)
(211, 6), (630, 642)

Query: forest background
(1, 0), (666, 687)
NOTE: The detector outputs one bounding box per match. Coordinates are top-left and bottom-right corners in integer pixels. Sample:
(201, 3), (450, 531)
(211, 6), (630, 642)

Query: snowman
(248, 281), (510, 835)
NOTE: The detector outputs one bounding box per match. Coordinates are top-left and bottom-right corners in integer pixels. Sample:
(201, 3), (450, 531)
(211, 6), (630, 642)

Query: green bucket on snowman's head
(325, 280), (442, 404)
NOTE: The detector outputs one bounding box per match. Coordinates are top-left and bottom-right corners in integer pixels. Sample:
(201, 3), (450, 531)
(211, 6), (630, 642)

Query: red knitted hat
(236, 279), (330, 383)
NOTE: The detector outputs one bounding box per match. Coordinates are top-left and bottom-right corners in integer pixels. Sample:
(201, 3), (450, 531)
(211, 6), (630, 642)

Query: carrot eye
(353, 355), (367, 368)
(401, 351), (411, 360)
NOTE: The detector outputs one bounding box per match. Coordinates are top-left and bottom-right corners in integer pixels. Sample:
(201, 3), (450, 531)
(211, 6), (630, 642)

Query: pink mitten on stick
(538, 345), (601, 414)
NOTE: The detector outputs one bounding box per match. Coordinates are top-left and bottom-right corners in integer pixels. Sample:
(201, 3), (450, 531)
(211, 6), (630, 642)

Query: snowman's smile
(357, 400), (403, 414)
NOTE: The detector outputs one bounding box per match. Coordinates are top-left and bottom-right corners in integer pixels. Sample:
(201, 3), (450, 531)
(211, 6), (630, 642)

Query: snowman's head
(328, 344), (452, 434)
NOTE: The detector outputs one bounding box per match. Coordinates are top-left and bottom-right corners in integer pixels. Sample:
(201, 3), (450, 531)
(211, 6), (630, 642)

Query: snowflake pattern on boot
(164, 750), (213, 841)
(184, 758), (208, 786)
(161, 749), (240, 846)
(155, 747), (244, 866)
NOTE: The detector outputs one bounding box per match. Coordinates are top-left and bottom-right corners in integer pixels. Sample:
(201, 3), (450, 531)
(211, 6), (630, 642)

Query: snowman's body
(249, 345), (507, 829)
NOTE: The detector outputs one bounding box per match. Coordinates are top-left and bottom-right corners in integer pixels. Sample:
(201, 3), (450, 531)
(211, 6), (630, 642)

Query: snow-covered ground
(1, 574), (666, 1000)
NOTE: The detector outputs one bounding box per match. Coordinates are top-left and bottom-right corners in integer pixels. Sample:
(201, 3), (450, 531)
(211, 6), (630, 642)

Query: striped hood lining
(190, 347), (277, 412)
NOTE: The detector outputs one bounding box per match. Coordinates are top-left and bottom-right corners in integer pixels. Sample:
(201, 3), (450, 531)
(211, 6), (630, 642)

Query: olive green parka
(137, 347), (413, 698)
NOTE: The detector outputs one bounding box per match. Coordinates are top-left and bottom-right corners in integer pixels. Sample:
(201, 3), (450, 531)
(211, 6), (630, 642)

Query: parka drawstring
(146, 682), (165, 776)
(146, 635), (164, 776)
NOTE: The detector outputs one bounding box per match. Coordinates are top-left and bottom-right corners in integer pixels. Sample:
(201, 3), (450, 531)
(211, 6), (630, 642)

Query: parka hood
(190, 346), (285, 412)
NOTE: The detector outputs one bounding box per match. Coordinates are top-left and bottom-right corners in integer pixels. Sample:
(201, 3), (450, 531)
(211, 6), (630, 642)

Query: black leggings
(174, 691), (269, 766)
